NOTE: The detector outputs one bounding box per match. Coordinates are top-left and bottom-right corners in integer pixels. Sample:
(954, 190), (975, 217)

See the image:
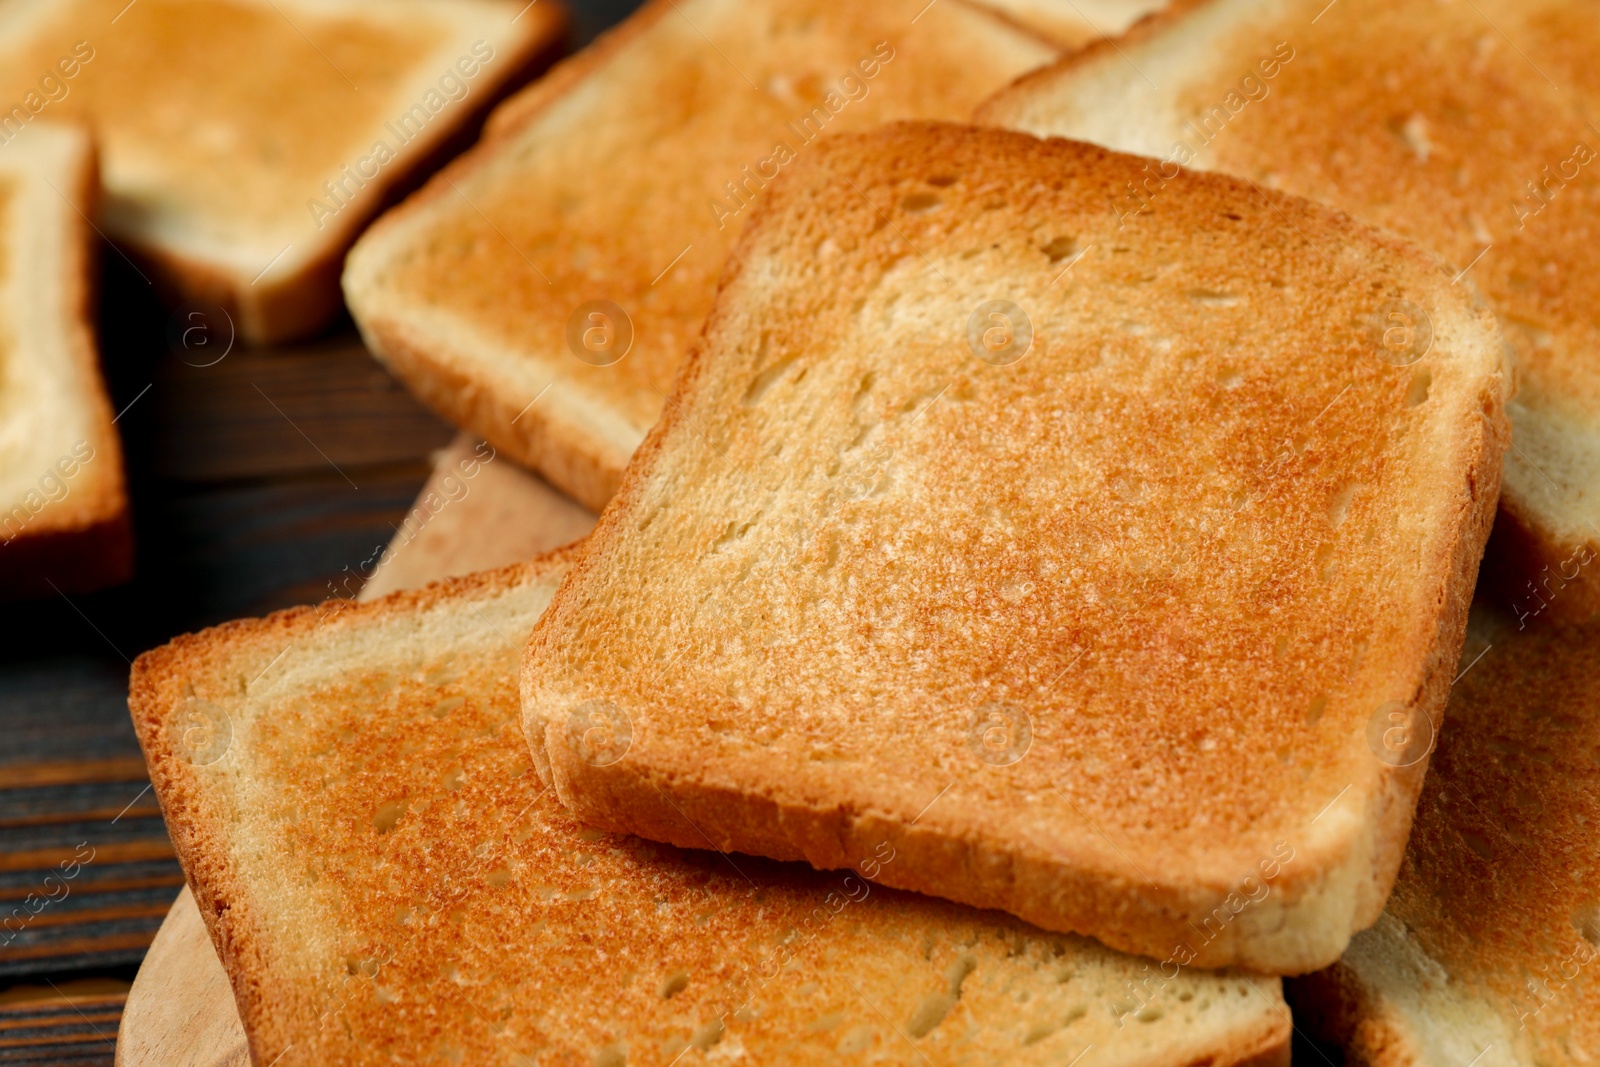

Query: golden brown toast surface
(1210, 1), (1598, 423)
(129, 554), (1292, 1067)
(520, 122), (1509, 975)
(1291, 610), (1600, 1067)
(2, 0), (431, 237)
(344, 0), (1056, 510)
(0, 0), (565, 341)
(979, 0), (1600, 621)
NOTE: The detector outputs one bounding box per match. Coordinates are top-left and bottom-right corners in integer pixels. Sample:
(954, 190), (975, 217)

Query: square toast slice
(0, 0), (566, 344)
(520, 122), (1509, 975)
(343, 0), (1057, 512)
(0, 121), (130, 597)
(1291, 608), (1600, 1067)
(976, 0), (1600, 625)
(129, 550), (1293, 1067)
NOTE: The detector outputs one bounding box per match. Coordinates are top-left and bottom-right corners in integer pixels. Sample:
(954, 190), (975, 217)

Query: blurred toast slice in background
(0, 121), (129, 597)
(972, 0), (1168, 49)
(1291, 608), (1600, 1067)
(128, 551), (1293, 1067)
(0, 0), (566, 344)
(520, 121), (1509, 975)
(978, 0), (1600, 626)
(343, 0), (1056, 512)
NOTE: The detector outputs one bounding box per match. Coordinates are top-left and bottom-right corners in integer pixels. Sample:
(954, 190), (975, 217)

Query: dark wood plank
(150, 335), (456, 484)
(0, 983), (124, 1066)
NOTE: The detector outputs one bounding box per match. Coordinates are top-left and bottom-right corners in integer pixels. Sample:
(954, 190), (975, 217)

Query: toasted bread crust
(974, 0), (1210, 124)
(522, 121), (1508, 975)
(121, 225), (349, 350)
(0, 124), (131, 598)
(482, 0), (682, 142)
(1289, 960), (1420, 1067)
(1480, 484), (1600, 626)
(345, 1), (673, 509)
(1348, 385), (1504, 931)
(344, 0), (1056, 512)
(352, 302), (629, 518)
(967, 0), (1170, 50)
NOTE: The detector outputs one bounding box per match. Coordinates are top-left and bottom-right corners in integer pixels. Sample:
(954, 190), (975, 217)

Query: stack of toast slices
(517, 122), (1506, 976)
(131, 552), (1294, 1067)
(976, 0), (1600, 626)
(343, 0), (1058, 512)
(137, 116), (1512, 1064)
(123, 0), (1600, 1063)
(0, 121), (129, 597)
(0, 0), (566, 343)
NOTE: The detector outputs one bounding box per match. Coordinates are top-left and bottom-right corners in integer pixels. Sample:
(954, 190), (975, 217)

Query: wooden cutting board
(113, 436), (597, 1067)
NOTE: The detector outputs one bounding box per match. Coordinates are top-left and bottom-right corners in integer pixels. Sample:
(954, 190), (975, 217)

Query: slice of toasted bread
(971, 0), (1168, 48)
(128, 550), (1293, 1067)
(1290, 608), (1600, 1067)
(343, 0), (1057, 512)
(0, 0), (566, 345)
(977, 0), (1600, 625)
(0, 121), (130, 597)
(519, 121), (1510, 976)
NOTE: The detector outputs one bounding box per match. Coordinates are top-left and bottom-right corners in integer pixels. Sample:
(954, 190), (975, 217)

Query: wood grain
(362, 436), (595, 599)
(150, 334), (456, 485)
(112, 889), (246, 1067)
(0, 980), (128, 1066)
(115, 433), (596, 1066)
